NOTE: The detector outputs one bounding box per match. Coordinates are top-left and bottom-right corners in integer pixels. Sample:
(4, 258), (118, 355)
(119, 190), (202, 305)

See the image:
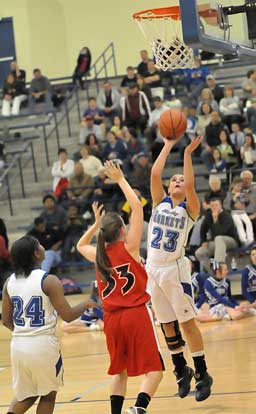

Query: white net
(135, 10), (195, 71)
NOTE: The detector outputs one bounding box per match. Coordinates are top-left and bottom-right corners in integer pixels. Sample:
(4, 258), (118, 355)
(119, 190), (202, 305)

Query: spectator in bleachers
(72, 47), (91, 90)
(121, 84), (151, 133)
(61, 204), (87, 263)
(184, 57), (210, 98)
(202, 111), (225, 169)
(219, 86), (242, 129)
(204, 176), (225, 203)
(102, 131), (127, 163)
(242, 69), (256, 99)
(28, 216), (62, 273)
(184, 106), (198, 139)
(246, 97), (256, 133)
(197, 262), (245, 322)
(245, 88), (256, 109)
(121, 187), (151, 223)
(124, 128), (146, 170)
(165, 95), (182, 110)
(195, 198), (239, 272)
(79, 114), (103, 145)
(137, 49), (150, 77)
(144, 60), (163, 98)
(137, 74), (153, 107)
(241, 249), (256, 306)
(196, 88), (219, 115)
(82, 97), (105, 125)
(0, 218), (11, 292)
(84, 133), (102, 160)
(1, 73), (27, 116)
(10, 60), (26, 84)
(205, 74), (224, 103)
(146, 96), (168, 145)
(209, 148), (227, 173)
(40, 194), (67, 233)
(51, 148), (74, 197)
(67, 162), (94, 210)
(79, 145), (102, 177)
(110, 115), (123, 138)
(240, 133), (256, 168)
(129, 152), (151, 198)
(120, 66), (137, 90)
(97, 80), (121, 121)
(91, 167), (116, 210)
(196, 102), (212, 136)
(217, 129), (234, 163)
(230, 122), (245, 156)
(29, 68), (52, 109)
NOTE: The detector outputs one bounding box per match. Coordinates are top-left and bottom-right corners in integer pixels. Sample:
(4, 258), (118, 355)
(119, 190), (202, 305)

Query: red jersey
(96, 241), (150, 312)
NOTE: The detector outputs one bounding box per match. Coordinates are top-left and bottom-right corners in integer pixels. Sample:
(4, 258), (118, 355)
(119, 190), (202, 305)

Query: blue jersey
(241, 265), (256, 303)
(191, 272), (208, 309)
(147, 197), (194, 266)
(204, 276), (238, 309)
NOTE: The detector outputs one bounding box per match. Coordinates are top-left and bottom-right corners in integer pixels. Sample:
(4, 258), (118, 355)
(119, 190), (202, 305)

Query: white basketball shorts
(146, 257), (197, 324)
(11, 335), (63, 401)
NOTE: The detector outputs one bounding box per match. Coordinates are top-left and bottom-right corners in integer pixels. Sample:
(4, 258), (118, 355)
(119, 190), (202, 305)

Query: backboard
(180, 0), (256, 57)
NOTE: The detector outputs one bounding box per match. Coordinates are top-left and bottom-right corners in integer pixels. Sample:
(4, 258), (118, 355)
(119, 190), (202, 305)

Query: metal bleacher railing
(0, 42), (117, 216)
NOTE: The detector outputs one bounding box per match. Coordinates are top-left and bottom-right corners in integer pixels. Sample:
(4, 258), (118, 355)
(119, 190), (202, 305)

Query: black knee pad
(161, 320), (186, 350)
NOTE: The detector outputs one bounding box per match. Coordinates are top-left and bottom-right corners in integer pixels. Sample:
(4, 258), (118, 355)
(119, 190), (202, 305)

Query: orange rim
(133, 5), (218, 21)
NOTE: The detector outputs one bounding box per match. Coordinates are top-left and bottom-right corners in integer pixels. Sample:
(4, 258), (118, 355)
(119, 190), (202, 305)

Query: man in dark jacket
(201, 111), (225, 168)
(195, 198), (239, 272)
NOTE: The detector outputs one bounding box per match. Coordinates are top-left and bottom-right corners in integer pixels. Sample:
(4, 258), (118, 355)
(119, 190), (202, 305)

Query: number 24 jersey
(96, 241), (150, 312)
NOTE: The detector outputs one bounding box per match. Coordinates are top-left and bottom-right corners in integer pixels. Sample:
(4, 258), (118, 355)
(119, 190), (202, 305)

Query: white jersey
(7, 269), (57, 336)
(147, 196), (194, 266)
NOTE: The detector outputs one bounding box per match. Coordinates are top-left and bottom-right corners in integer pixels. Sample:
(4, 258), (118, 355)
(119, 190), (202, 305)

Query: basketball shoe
(125, 408), (149, 414)
(195, 372), (213, 401)
(174, 365), (194, 398)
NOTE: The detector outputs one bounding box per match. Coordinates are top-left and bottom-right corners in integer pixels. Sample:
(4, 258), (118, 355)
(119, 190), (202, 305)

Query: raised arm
(151, 139), (176, 207)
(184, 136), (202, 220)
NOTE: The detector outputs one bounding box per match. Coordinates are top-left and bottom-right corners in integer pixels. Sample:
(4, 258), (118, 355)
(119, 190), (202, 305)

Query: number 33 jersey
(96, 241), (150, 312)
(147, 197), (194, 266)
(7, 269), (57, 336)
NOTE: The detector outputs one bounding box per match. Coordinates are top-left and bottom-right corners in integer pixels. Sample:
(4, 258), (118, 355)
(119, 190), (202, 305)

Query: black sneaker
(174, 366), (194, 398)
(195, 372), (213, 401)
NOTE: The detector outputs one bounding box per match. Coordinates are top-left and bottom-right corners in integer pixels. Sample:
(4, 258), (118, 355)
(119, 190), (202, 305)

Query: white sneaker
(248, 308), (256, 316)
(125, 408), (148, 414)
(89, 323), (100, 331)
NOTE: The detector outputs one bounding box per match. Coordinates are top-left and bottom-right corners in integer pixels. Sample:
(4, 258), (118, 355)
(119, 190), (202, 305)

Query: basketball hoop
(133, 6), (195, 71)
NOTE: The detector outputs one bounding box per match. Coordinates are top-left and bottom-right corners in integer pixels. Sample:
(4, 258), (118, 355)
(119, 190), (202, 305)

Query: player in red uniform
(77, 161), (164, 414)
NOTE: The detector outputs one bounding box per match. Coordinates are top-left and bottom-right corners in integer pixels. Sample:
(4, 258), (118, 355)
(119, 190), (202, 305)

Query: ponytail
(96, 229), (113, 282)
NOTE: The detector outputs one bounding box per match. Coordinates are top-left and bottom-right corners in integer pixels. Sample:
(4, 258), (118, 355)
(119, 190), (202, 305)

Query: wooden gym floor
(1, 296), (256, 414)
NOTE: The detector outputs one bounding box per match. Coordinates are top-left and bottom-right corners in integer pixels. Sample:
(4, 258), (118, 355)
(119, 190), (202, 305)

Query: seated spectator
(120, 66), (137, 90)
(82, 97), (105, 125)
(184, 57), (210, 99)
(146, 96), (169, 145)
(96, 80), (121, 121)
(245, 87), (256, 109)
(242, 69), (256, 99)
(61, 204), (87, 263)
(241, 249), (256, 306)
(246, 97), (256, 133)
(120, 84), (151, 133)
(121, 187), (151, 223)
(28, 216), (62, 273)
(219, 86), (243, 129)
(196, 102), (212, 136)
(40, 193), (67, 233)
(226, 177), (254, 246)
(240, 133), (256, 168)
(84, 133), (102, 160)
(61, 281), (104, 332)
(51, 148), (74, 197)
(79, 114), (103, 145)
(129, 152), (151, 198)
(10, 60), (26, 84)
(110, 115), (123, 138)
(197, 262), (245, 322)
(0, 218), (11, 291)
(230, 122), (245, 156)
(92, 166), (116, 210)
(124, 128), (146, 171)
(184, 106), (198, 139)
(144, 60), (163, 98)
(196, 88), (219, 115)
(137, 74), (153, 107)
(1, 73), (27, 116)
(72, 47), (91, 90)
(137, 50), (150, 77)
(29, 68), (52, 109)
(79, 145), (102, 177)
(201, 111), (225, 169)
(209, 148), (227, 173)
(102, 131), (127, 163)
(67, 163), (94, 211)
(217, 129), (234, 163)
(195, 198), (239, 273)
(205, 74), (224, 103)
(204, 176), (226, 203)
(165, 95), (182, 110)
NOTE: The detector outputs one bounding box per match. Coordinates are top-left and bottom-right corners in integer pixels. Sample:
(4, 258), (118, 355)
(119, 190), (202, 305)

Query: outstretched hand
(92, 202), (105, 227)
(185, 136), (203, 154)
(104, 160), (124, 183)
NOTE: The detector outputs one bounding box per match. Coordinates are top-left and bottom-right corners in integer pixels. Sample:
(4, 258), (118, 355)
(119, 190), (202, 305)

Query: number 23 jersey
(96, 241), (150, 312)
(147, 197), (194, 266)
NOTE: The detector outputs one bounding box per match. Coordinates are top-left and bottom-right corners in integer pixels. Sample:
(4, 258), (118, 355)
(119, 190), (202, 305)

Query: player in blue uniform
(191, 269), (208, 309)
(146, 136), (213, 401)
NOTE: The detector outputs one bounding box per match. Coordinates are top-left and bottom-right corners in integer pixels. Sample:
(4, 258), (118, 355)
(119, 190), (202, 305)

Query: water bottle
(231, 257), (237, 271)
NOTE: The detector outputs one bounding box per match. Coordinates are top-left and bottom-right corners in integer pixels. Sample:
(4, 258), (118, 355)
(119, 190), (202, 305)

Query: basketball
(158, 109), (187, 140)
